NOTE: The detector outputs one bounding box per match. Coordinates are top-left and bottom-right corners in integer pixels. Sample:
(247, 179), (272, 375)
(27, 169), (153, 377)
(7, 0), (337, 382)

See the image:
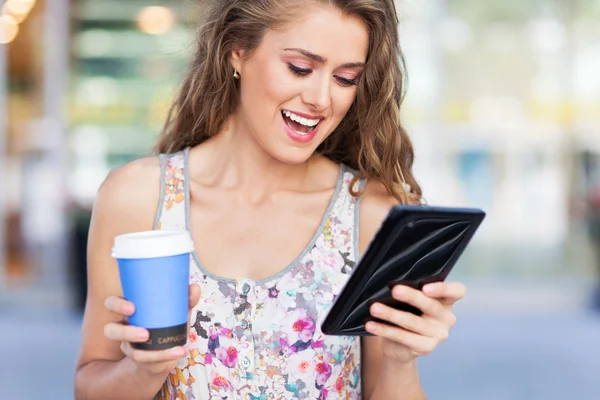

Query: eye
(287, 63), (312, 77)
(334, 76), (358, 87)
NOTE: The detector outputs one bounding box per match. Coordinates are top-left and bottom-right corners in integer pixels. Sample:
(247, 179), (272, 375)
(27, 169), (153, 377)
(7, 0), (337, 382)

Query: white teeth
(282, 110), (320, 127)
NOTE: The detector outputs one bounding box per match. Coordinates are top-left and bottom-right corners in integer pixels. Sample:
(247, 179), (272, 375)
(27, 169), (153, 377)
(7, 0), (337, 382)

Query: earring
(233, 68), (240, 79)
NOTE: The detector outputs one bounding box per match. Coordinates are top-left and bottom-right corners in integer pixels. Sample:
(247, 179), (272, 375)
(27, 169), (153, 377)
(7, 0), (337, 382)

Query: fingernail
(393, 287), (404, 298)
(137, 329), (148, 340)
(123, 304), (134, 314)
(365, 322), (377, 333)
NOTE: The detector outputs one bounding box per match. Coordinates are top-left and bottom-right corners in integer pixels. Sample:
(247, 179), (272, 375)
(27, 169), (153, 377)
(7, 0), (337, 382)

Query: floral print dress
(154, 148), (365, 400)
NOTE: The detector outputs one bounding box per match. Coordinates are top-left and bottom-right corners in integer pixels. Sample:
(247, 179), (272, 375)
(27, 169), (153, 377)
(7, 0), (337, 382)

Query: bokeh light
(136, 6), (175, 35)
(3, 0), (36, 22)
(0, 15), (19, 44)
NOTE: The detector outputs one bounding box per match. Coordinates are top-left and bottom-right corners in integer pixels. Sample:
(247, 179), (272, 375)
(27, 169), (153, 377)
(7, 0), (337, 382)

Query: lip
(282, 109), (325, 120)
(282, 112), (320, 144)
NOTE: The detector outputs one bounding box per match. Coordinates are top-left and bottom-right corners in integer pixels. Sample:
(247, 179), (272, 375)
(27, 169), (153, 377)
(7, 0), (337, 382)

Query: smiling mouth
(281, 110), (322, 135)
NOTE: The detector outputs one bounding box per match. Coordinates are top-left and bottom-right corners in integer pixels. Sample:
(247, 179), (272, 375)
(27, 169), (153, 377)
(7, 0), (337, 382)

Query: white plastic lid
(111, 230), (194, 259)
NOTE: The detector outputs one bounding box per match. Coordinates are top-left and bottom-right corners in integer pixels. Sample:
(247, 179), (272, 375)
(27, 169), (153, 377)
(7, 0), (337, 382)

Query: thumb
(189, 283), (201, 310)
(187, 284), (201, 334)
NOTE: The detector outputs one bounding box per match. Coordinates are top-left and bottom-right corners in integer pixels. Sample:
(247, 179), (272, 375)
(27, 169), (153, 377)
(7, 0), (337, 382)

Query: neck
(190, 114), (315, 198)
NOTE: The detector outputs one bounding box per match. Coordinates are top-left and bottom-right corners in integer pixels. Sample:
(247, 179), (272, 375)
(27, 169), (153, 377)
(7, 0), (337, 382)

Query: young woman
(74, 1), (465, 399)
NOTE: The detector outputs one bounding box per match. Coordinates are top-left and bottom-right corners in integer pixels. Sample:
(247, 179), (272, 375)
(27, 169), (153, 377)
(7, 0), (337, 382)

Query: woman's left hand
(365, 281), (466, 364)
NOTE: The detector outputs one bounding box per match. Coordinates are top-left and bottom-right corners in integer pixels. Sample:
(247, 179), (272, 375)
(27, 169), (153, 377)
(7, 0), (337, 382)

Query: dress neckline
(181, 147), (348, 284)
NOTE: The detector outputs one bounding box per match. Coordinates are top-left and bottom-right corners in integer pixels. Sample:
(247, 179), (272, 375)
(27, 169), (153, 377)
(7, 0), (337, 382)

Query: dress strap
(153, 148), (189, 231)
(327, 164), (367, 264)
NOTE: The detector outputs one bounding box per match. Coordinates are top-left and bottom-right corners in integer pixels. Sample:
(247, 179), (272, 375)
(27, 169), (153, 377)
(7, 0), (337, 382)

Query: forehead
(260, 4), (369, 64)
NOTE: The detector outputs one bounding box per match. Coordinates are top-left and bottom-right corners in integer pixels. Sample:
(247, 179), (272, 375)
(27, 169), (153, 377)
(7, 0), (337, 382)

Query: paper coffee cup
(112, 230), (194, 350)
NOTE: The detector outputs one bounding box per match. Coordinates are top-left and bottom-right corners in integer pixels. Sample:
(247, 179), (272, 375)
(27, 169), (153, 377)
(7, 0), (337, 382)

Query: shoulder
(97, 156), (161, 203)
(358, 180), (400, 255)
(92, 156), (162, 231)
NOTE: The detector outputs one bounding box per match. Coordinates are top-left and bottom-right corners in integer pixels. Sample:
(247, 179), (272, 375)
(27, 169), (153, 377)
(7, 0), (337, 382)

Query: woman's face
(231, 4), (369, 164)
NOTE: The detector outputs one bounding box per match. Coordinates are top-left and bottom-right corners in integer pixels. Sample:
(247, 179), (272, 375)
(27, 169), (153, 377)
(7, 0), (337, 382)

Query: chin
(252, 119), (329, 165)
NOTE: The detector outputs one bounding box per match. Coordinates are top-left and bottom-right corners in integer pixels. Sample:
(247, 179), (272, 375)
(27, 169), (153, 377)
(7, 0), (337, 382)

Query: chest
(188, 186), (337, 281)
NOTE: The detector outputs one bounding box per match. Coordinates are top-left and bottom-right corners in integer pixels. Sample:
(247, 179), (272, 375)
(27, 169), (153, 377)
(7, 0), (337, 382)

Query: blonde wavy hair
(156, 0), (422, 204)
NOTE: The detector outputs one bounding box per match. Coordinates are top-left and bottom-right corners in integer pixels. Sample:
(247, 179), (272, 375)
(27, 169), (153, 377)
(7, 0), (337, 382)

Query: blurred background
(1, 0), (599, 399)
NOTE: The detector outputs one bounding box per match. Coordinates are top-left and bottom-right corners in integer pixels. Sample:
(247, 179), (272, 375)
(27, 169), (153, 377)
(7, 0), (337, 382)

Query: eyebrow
(284, 48), (365, 68)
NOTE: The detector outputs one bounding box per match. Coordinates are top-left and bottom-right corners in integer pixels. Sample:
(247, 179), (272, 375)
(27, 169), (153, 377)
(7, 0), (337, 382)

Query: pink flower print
(279, 337), (296, 357)
(292, 317), (315, 343)
(208, 323), (233, 354)
(204, 352), (213, 364)
(298, 361), (311, 374)
(323, 251), (344, 269)
(282, 309), (315, 346)
(315, 362), (332, 387)
(215, 346), (238, 368)
(212, 375), (233, 391)
(253, 277), (297, 332)
(212, 324), (233, 337)
(285, 349), (317, 380)
(188, 329), (198, 343)
(335, 375), (344, 392)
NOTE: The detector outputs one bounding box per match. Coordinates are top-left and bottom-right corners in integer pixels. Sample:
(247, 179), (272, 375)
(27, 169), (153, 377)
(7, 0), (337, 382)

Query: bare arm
(74, 157), (178, 400)
(358, 181), (427, 400)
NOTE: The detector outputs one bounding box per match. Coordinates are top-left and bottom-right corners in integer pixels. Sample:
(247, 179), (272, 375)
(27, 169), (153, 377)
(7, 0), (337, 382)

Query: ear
(230, 46), (246, 73)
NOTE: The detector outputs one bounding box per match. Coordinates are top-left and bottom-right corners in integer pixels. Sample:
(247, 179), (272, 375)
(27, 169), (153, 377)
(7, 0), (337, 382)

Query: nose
(300, 75), (331, 112)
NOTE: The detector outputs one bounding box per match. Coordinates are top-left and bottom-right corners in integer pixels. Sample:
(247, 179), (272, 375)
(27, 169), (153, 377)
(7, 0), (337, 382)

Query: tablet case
(320, 205), (486, 336)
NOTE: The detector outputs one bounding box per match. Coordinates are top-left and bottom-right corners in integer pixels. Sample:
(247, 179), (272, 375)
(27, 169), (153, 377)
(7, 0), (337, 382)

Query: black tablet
(320, 205), (486, 336)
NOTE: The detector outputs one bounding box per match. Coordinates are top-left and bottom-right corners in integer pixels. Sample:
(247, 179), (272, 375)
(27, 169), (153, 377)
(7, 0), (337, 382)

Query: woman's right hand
(102, 283), (201, 376)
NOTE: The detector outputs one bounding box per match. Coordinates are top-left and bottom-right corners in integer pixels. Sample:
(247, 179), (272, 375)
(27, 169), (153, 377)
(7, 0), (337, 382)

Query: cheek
(331, 89), (357, 120)
(247, 61), (294, 110)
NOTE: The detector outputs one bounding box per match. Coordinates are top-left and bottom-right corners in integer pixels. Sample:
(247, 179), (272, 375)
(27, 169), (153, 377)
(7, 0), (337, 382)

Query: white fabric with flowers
(154, 148), (364, 400)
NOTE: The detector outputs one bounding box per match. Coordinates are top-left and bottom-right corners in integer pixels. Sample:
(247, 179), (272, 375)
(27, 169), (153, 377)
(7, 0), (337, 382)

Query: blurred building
(1, 0), (197, 309)
(1, 0), (600, 311)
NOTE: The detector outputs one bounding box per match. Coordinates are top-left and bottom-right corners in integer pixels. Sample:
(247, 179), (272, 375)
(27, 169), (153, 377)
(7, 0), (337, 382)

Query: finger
(422, 282), (466, 305)
(186, 284), (201, 333)
(104, 322), (149, 343)
(189, 284), (201, 310)
(370, 303), (442, 337)
(365, 321), (444, 356)
(121, 341), (189, 364)
(391, 285), (445, 319)
(104, 296), (135, 316)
